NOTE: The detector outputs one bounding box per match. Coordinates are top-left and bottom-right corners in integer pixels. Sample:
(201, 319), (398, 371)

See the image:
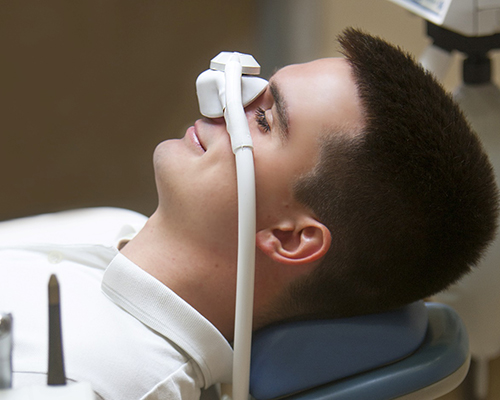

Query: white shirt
(0, 208), (233, 400)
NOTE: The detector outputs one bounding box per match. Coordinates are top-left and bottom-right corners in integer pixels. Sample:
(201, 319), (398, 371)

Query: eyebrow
(269, 80), (290, 141)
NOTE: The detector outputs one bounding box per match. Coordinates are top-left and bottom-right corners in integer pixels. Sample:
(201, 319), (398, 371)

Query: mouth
(188, 124), (206, 153)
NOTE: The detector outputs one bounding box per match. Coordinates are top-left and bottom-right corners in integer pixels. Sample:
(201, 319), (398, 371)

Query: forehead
(272, 57), (351, 79)
(269, 58), (355, 92)
(269, 58), (364, 136)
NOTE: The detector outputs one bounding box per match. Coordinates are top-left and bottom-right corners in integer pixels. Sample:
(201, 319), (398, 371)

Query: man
(1, 28), (497, 399)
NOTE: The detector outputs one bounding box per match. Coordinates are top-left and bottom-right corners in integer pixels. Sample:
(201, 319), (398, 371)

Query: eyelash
(255, 107), (270, 133)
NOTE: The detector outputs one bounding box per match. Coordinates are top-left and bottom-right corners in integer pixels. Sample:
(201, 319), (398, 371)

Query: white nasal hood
(196, 52), (268, 118)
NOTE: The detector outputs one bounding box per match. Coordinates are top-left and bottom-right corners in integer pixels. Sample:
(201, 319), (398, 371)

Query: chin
(153, 139), (172, 163)
(153, 139), (184, 174)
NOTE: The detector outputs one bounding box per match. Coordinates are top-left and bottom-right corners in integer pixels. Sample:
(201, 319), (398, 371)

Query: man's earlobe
(256, 218), (331, 265)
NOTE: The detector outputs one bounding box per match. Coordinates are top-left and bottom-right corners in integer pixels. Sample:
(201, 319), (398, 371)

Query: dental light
(388, 0), (500, 37)
(196, 52), (268, 400)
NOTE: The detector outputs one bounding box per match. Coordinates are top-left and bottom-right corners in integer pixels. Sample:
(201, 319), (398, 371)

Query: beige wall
(0, 1), (256, 221)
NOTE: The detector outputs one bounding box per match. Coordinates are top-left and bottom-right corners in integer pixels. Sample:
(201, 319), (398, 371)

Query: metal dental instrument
(196, 52), (268, 400)
(0, 313), (13, 389)
(47, 274), (66, 386)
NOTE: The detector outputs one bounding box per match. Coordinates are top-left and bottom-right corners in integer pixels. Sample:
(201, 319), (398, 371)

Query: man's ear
(256, 216), (331, 265)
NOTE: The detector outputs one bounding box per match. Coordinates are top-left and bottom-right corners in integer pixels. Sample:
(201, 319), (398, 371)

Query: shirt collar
(101, 253), (233, 387)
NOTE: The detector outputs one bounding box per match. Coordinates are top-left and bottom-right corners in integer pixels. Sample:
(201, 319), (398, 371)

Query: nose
(203, 116), (225, 125)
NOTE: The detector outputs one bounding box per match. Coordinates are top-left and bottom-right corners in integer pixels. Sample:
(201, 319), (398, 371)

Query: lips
(187, 125), (206, 153)
(194, 128), (206, 152)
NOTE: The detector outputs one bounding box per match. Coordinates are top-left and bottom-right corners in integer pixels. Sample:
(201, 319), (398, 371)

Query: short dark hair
(281, 28), (499, 320)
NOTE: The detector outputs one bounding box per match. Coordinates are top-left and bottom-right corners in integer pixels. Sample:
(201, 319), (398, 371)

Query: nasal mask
(196, 52), (268, 151)
(195, 52), (267, 400)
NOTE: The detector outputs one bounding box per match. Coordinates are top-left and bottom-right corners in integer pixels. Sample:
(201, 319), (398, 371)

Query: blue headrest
(250, 301), (428, 400)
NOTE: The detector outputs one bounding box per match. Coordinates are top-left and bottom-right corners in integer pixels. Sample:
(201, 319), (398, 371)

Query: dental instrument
(0, 314), (13, 389)
(48, 275), (66, 386)
(196, 52), (268, 400)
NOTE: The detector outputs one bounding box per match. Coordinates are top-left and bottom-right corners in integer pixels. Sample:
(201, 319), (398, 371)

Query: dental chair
(0, 208), (469, 400)
(250, 301), (469, 400)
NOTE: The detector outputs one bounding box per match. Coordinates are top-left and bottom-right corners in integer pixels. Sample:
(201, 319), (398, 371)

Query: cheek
(254, 153), (296, 226)
(252, 140), (319, 228)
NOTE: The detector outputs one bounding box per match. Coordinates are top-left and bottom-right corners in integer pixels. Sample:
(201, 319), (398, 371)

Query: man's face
(153, 58), (363, 257)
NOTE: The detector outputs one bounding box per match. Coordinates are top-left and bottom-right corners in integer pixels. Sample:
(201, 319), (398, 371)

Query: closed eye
(255, 107), (270, 133)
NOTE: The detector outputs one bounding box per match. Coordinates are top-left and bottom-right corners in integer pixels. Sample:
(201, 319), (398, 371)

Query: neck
(120, 209), (238, 340)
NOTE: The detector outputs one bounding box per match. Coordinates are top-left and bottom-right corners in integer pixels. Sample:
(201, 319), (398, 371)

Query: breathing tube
(196, 53), (268, 400)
